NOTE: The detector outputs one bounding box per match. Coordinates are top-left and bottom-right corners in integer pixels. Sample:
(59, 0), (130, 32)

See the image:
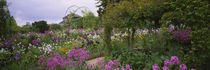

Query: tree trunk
(127, 28), (131, 50)
(104, 25), (112, 56)
(131, 28), (136, 48)
(154, 19), (160, 29)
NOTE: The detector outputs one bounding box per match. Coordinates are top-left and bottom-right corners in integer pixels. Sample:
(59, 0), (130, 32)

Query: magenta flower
(162, 66), (169, 70)
(126, 64), (132, 70)
(32, 39), (41, 45)
(113, 60), (121, 66)
(44, 30), (50, 35)
(179, 64), (187, 70)
(164, 59), (171, 66)
(172, 29), (192, 44)
(66, 28), (71, 34)
(152, 64), (160, 70)
(114, 68), (120, 70)
(38, 56), (45, 65)
(108, 60), (115, 66)
(191, 68), (197, 70)
(170, 56), (180, 64)
(121, 66), (125, 70)
(105, 64), (111, 70)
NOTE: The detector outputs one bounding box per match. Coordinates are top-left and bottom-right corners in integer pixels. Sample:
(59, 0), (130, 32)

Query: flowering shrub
(32, 39), (41, 45)
(38, 47), (90, 70)
(95, 58), (132, 70)
(152, 56), (196, 70)
(172, 29), (192, 44)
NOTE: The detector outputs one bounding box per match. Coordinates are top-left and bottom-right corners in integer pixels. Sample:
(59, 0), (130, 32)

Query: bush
(32, 20), (49, 33)
(49, 24), (62, 31)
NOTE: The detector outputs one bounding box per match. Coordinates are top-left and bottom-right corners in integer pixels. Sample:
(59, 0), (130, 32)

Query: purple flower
(126, 64), (132, 70)
(191, 68), (197, 70)
(172, 29), (192, 44)
(164, 59), (171, 66)
(32, 39), (41, 45)
(96, 41), (100, 44)
(66, 28), (71, 34)
(170, 56), (180, 64)
(179, 64), (187, 70)
(75, 45), (79, 48)
(105, 64), (111, 70)
(47, 58), (59, 70)
(152, 64), (160, 70)
(113, 60), (120, 66)
(114, 68), (120, 70)
(100, 60), (105, 68)
(15, 52), (21, 60)
(108, 60), (115, 66)
(38, 56), (45, 65)
(121, 66), (125, 70)
(162, 66), (169, 70)
(87, 62), (92, 68)
(77, 28), (83, 33)
(44, 30), (50, 35)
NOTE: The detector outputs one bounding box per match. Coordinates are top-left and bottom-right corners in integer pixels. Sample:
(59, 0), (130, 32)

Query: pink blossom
(152, 64), (160, 70)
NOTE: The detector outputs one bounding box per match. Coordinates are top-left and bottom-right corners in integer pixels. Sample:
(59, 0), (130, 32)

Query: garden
(0, 0), (209, 70)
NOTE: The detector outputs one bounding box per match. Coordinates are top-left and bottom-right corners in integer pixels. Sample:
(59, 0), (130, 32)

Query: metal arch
(65, 5), (91, 16)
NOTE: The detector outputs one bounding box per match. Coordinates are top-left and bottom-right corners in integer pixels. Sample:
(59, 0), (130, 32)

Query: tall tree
(96, 0), (123, 17)
(0, 0), (18, 38)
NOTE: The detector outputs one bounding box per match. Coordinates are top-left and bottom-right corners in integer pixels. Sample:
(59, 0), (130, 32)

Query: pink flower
(113, 60), (121, 66)
(164, 59), (171, 66)
(170, 56), (179, 64)
(105, 64), (111, 70)
(114, 68), (120, 70)
(126, 64), (132, 70)
(121, 66), (125, 70)
(152, 64), (160, 70)
(191, 68), (197, 70)
(162, 66), (169, 70)
(179, 64), (187, 70)
(108, 60), (115, 66)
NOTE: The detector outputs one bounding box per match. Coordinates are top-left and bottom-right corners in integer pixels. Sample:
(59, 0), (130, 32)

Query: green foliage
(182, 27), (210, 69)
(159, 0), (210, 69)
(0, 0), (19, 38)
(50, 24), (62, 31)
(161, 0), (209, 29)
(32, 20), (49, 33)
(96, 0), (122, 16)
(139, 0), (165, 29)
(66, 11), (101, 29)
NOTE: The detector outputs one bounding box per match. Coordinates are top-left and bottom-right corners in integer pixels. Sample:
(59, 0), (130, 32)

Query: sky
(7, 0), (99, 26)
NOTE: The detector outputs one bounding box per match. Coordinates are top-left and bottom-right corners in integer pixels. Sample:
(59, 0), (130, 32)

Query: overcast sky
(7, 0), (99, 26)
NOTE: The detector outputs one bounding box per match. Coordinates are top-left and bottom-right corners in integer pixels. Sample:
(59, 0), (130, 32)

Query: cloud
(7, 0), (98, 26)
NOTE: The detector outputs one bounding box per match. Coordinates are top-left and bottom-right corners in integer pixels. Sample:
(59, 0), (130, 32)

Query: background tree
(96, 0), (123, 17)
(49, 24), (62, 31)
(0, 0), (19, 39)
(32, 20), (49, 33)
(161, 0), (210, 69)
(103, 0), (147, 55)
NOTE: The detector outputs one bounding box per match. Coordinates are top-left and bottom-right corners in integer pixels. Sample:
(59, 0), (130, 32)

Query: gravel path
(88, 57), (104, 65)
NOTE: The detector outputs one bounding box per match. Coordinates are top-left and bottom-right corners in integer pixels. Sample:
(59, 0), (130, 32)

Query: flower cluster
(68, 48), (90, 63)
(44, 31), (51, 35)
(32, 39), (41, 45)
(96, 59), (132, 70)
(38, 55), (45, 65)
(152, 56), (195, 70)
(66, 28), (71, 34)
(38, 47), (90, 70)
(172, 29), (192, 44)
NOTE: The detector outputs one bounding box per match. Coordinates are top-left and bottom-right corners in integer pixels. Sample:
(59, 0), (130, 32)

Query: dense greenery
(0, 0), (20, 39)
(0, 0), (209, 70)
(32, 20), (49, 33)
